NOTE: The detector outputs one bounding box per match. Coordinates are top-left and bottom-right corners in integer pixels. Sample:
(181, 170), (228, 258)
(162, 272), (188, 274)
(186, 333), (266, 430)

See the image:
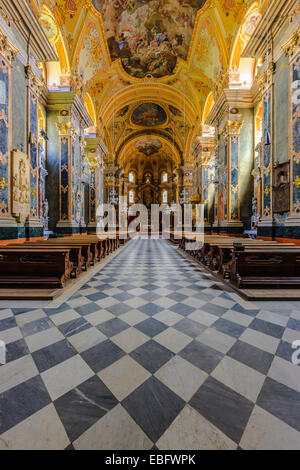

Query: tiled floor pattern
(0, 239), (299, 450)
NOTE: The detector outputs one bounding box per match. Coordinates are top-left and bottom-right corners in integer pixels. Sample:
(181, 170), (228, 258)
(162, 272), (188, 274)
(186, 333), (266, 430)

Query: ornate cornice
(282, 26), (300, 59)
(56, 122), (78, 138)
(25, 65), (43, 95)
(0, 29), (18, 63)
(222, 120), (244, 138)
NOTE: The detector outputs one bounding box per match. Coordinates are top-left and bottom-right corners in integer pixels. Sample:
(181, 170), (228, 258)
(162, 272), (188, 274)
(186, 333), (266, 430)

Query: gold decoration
(293, 176), (300, 189)
(0, 30), (18, 64)
(282, 27), (300, 59)
(11, 150), (30, 222)
(0, 177), (8, 190)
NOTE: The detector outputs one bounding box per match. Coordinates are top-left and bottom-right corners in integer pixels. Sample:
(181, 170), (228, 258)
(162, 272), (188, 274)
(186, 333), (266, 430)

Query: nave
(0, 239), (299, 450)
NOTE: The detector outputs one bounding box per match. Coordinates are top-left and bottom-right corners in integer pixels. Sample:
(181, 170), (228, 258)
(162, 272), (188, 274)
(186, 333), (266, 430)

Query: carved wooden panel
(273, 162), (290, 213)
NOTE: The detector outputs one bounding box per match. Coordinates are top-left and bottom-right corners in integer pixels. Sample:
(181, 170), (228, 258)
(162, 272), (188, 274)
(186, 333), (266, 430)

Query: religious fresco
(92, 0), (208, 78)
(131, 103), (167, 127)
(135, 138), (162, 156)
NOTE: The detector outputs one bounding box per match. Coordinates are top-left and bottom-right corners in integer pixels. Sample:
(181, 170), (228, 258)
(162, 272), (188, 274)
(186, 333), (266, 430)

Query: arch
(229, 2), (261, 74)
(202, 91), (214, 124)
(85, 92), (96, 125)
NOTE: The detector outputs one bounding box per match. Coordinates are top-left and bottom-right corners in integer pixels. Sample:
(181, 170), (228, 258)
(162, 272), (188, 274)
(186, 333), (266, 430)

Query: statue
(75, 192), (82, 225)
(251, 197), (260, 229)
(41, 198), (49, 231)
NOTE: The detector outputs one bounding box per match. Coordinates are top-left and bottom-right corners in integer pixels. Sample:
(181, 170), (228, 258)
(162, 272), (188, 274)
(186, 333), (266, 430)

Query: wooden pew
(230, 249), (300, 288)
(0, 248), (72, 287)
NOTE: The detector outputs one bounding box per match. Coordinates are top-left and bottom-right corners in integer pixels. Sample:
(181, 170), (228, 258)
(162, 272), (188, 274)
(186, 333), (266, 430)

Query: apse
(92, 0), (208, 78)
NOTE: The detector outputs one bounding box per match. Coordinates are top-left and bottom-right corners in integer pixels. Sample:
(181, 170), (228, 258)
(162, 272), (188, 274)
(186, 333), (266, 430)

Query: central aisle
(0, 239), (299, 450)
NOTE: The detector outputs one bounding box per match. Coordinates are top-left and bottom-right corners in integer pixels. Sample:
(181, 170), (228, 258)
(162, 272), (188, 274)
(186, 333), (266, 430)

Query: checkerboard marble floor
(0, 238), (300, 450)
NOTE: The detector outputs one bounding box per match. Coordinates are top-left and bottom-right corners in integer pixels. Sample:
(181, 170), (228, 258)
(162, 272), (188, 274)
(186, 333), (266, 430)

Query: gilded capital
(0, 30), (18, 64)
(282, 27), (300, 60)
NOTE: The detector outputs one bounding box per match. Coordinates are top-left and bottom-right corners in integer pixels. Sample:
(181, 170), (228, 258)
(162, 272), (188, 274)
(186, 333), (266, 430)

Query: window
(162, 191), (168, 203)
(129, 190), (134, 204)
(129, 172), (135, 183)
(162, 172), (168, 183)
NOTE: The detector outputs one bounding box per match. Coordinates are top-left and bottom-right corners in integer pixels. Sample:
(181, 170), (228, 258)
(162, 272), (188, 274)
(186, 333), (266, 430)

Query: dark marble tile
(85, 292), (109, 302)
(130, 340), (174, 373)
(54, 375), (118, 442)
(166, 292), (188, 302)
(231, 304), (260, 317)
(276, 340), (295, 363)
(169, 303), (195, 316)
(180, 340), (223, 373)
(257, 377), (300, 431)
(112, 292), (135, 302)
(20, 318), (53, 338)
(287, 318), (300, 332)
(174, 318), (207, 338)
(138, 303), (164, 316)
(139, 292), (160, 302)
(142, 284), (160, 291)
(74, 302), (101, 316)
(228, 340), (274, 375)
(43, 304), (71, 316)
(97, 318), (130, 337)
(12, 308), (36, 316)
(189, 376), (254, 443)
(58, 317), (91, 338)
(106, 303), (132, 316)
(6, 339), (30, 363)
(32, 340), (77, 373)
(117, 283), (137, 291)
(0, 376), (51, 434)
(201, 303), (228, 317)
(122, 376), (185, 442)
(212, 318), (245, 339)
(81, 340), (125, 373)
(135, 318), (168, 338)
(249, 318), (285, 339)
(0, 317), (17, 331)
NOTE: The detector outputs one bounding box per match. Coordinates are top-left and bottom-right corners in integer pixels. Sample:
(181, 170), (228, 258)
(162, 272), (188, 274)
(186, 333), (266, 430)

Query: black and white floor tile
(0, 239), (299, 450)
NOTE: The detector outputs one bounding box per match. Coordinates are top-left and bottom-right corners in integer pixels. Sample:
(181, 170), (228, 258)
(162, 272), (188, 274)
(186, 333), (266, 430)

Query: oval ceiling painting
(92, 0), (208, 79)
(135, 138), (162, 156)
(132, 103), (167, 127)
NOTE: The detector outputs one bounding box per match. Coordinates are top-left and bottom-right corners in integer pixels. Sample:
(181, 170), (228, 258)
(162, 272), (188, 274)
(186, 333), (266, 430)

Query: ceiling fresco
(131, 103), (168, 127)
(92, 0), (208, 78)
(135, 138), (162, 156)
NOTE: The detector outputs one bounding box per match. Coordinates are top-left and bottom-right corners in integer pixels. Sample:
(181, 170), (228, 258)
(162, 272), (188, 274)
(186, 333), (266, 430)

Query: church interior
(0, 0), (299, 451)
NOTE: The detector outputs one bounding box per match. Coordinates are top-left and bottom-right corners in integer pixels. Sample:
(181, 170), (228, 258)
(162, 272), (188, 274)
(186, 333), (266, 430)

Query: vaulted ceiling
(37, 0), (259, 165)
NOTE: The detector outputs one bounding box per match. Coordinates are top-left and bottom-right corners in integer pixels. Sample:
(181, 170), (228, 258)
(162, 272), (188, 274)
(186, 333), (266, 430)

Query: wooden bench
(0, 248), (72, 288)
(230, 249), (300, 288)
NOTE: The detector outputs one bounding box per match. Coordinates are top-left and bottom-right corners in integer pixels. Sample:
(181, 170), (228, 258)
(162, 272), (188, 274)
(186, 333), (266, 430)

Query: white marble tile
(68, 327), (107, 353)
(78, 287), (99, 296)
(0, 355), (39, 394)
(157, 405), (237, 450)
(127, 288), (148, 296)
(25, 327), (65, 353)
(283, 328), (300, 345)
(211, 356), (265, 403)
(98, 356), (150, 401)
(153, 310), (182, 326)
(256, 310), (289, 327)
(102, 288), (123, 296)
(210, 297), (236, 309)
(187, 310), (218, 327)
(0, 404), (69, 450)
(222, 310), (253, 327)
(268, 356), (300, 393)
(118, 310), (148, 326)
(15, 309), (46, 327)
(50, 309), (81, 326)
(154, 328), (192, 354)
(124, 297), (148, 309)
(73, 404), (152, 450)
(181, 297), (207, 309)
(240, 328), (279, 354)
(84, 309), (114, 326)
(111, 327), (149, 353)
(155, 356), (208, 401)
(240, 406), (300, 450)
(0, 309), (13, 320)
(95, 297), (119, 309)
(67, 297), (91, 308)
(41, 355), (94, 401)
(0, 326), (23, 345)
(153, 298), (177, 309)
(196, 328), (236, 354)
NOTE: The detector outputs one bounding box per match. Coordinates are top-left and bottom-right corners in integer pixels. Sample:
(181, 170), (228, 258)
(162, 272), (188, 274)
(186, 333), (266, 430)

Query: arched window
(129, 190), (135, 204)
(162, 172), (168, 183)
(128, 172), (135, 183)
(162, 190), (168, 204)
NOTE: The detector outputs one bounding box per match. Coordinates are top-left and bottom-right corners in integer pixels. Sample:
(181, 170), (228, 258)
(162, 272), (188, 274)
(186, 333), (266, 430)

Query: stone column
(257, 62), (276, 238)
(25, 65), (44, 238)
(283, 33), (300, 237)
(85, 137), (105, 233)
(220, 119), (244, 234)
(0, 31), (19, 240)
